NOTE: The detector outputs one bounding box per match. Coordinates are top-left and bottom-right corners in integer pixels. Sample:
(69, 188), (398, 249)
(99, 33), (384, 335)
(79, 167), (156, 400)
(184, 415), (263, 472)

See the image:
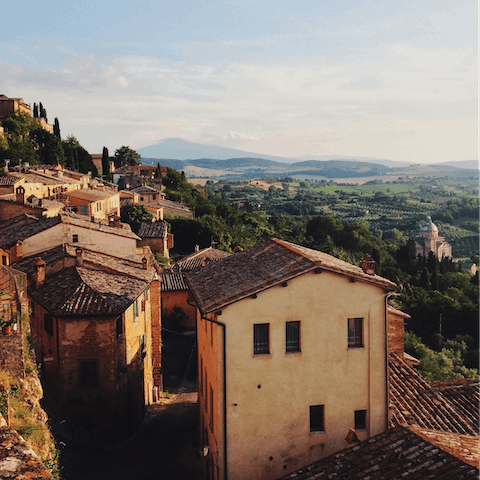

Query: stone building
(0, 95), (31, 118)
(137, 221), (173, 258)
(415, 216), (452, 258)
(186, 239), (398, 480)
(15, 245), (161, 437)
(0, 212), (142, 264)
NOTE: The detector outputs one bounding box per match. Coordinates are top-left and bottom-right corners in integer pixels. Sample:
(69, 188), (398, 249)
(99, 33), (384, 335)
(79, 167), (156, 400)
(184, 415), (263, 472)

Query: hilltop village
(0, 96), (478, 479)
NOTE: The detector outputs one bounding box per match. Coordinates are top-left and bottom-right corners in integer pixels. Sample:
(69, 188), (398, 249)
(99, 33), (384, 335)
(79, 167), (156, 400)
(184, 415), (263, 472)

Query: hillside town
(0, 95), (478, 479)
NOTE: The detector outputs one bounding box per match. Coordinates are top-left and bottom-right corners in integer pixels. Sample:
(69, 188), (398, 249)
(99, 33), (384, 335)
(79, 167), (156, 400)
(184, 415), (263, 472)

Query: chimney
(75, 247), (83, 267)
(34, 257), (46, 288)
(194, 245), (200, 252)
(15, 241), (23, 261)
(360, 254), (375, 275)
(15, 186), (25, 204)
(142, 257), (148, 270)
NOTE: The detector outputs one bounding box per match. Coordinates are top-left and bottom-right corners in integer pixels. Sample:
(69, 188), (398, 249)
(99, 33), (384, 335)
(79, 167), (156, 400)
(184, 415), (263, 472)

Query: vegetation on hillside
(159, 167), (478, 380)
(0, 112), (97, 174)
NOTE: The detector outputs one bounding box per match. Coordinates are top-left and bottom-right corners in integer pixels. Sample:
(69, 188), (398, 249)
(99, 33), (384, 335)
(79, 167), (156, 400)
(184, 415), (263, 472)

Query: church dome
(420, 216), (438, 232)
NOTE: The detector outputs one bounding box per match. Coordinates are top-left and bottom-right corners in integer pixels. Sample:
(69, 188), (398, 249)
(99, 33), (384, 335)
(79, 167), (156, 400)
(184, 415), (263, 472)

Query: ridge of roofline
(271, 238), (397, 290)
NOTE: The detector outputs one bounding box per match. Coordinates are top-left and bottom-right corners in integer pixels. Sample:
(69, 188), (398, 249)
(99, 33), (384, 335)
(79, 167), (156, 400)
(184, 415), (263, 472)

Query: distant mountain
(138, 138), (478, 171)
(137, 138), (291, 162)
(429, 160), (478, 170)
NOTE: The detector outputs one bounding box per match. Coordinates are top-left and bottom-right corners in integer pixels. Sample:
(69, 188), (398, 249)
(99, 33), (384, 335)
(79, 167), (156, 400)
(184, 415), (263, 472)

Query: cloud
(0, 38), (476, 162)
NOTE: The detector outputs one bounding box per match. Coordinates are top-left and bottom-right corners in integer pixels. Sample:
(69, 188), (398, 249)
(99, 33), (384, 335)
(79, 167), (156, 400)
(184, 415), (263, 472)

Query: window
(116, 316), (123, 337)
(80, 360), (98, 386)
(133, 299), (139, 319)
(348, 318), (363, 348)
(44, 314), (53, 336)
(72, 234), (79, 243)
(80, 205), (87, 215)
(2, 255), (7, 265)
(310, 405), (325, 433)
(140, 334), (147, 356)
(355, 410), (367, 430)
(286, 321), (300, 352)
(253, 323), (269, 355)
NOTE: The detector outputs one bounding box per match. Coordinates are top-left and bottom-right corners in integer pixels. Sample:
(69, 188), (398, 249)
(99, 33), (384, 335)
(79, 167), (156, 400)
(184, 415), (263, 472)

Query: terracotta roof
(0, 213), (139, 250)
(185, 239), (397, 315)
(389, 354), (478, 436)
(63, 188), (118, 202)
(156, 198), (193, 218)
(138, 221), (168, 239)
(277, 426), (479, 480)
(59, 213), (141, 240)
(160, 272), (188, 292)
(29, 266), (149, 316)
(387, 304), (411, 318)
(15, 244), (154, 284)
(0, 174), (23, 186)
(133, 186), (159, 195)
(429, 380), (479, 433)
(0, 216), (62, 249)
(173, 246), (230, 267)
(410, 426), (479, 468)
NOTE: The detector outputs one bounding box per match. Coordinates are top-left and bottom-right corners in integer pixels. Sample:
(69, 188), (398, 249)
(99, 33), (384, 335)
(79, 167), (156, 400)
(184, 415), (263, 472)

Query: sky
(1, 0), (477, 163)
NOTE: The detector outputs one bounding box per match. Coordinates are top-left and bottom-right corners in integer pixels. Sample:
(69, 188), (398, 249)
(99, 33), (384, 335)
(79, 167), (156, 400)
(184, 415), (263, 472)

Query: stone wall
(0, 334), (24, 378)
(0, 415), (53, 480)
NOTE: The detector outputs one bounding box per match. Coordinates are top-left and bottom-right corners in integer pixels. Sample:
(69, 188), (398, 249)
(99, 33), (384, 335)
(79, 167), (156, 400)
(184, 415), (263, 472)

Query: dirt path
(58, 383), (203, 480)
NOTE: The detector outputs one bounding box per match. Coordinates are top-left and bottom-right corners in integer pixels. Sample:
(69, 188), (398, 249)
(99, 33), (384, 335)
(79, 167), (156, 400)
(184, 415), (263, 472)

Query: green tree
(120, 204), (153, 233)
(31, 128), (65, 164)
(53, 118), (61, 139)
(113, 146), (141, 167)
(39, 102), (47, 120)
(101, 146), (110, 181)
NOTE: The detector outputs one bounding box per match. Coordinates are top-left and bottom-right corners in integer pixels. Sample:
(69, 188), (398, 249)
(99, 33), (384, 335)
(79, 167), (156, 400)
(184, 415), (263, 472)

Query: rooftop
(277, 426), (479, 480)
(389, 353), (478, 436)
(138, 221), (168, 239)
(29, 265), (149, 316)
(0, 213), (140, 250)
(186, 239), (397, 315)
(63, 188), (118, 202)
(15, 244), (154, 284)
(160, 272), (189, 292)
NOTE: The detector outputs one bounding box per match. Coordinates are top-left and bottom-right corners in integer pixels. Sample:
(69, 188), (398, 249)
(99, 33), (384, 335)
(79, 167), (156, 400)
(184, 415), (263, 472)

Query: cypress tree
(39, 102), (47, 120)
(33, 103), (39, 118)
(53, 118), (61, 139)
(101, 147), (110, 181)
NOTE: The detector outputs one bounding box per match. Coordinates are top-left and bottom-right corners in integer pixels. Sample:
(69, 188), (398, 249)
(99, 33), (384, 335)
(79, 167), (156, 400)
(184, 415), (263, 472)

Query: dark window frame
(348, 317), (363, 348)
(72, 234), (79, 243)
(44, 314), (53, 336)
(286, 321), (301, 352)
(79, 360), (98, 387)
(355, 409), (367, 430)
(310, 405), (325, 433)
(253, 323), (270, 355)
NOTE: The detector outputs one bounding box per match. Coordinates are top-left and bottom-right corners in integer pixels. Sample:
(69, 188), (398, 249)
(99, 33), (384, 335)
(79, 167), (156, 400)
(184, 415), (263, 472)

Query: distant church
(415, 216), (452, 258)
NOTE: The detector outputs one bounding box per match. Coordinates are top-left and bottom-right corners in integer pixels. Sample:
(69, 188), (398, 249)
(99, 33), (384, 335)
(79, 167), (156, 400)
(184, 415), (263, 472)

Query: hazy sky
(1, 0), (477, 162)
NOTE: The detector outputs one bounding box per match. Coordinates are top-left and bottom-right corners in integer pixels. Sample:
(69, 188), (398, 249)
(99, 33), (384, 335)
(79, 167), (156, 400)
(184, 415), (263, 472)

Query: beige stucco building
(186, 240), (397, 480)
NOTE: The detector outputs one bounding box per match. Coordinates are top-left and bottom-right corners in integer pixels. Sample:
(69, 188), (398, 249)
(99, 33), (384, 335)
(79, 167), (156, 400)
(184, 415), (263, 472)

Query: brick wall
(0, 199), (44, 221)
(388, 310), (406, 355)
